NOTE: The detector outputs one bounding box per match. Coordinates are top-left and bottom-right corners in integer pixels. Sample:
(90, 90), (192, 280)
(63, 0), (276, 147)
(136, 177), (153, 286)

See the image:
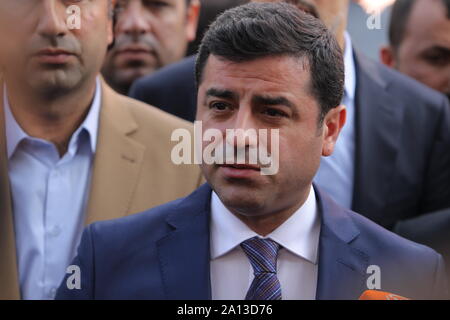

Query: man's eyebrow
(205, 88), (238, 100)
(253, 95), (296, 110)
(425, 46), (450, 55)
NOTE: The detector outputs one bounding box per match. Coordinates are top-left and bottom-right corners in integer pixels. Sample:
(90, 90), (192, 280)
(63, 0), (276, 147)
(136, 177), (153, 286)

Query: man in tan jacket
(0, 0), (201, 299)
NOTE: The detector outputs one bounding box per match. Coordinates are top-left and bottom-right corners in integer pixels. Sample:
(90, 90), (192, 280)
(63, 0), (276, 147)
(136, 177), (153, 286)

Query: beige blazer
(0, 77), (203, 299)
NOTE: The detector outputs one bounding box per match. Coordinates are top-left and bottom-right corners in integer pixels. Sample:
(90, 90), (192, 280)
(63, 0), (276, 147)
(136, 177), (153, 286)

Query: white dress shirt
(4, 78), (102, 300)
(314, 32), (357, 209)
(210, 186), (321, 300)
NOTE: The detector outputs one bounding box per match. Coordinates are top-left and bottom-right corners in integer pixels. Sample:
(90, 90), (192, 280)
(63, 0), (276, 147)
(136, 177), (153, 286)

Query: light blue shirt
(4, 78), (101, 300)
(314, 32), (356, 209)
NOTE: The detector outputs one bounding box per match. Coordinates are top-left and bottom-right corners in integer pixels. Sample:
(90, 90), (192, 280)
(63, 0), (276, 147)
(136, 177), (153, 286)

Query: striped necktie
(241, 237), (282, 300)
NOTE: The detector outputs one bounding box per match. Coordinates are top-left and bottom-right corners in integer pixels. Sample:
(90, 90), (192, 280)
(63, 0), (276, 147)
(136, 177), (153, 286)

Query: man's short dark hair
(195, 2), (344, 123)
(389, 0), (450, 50)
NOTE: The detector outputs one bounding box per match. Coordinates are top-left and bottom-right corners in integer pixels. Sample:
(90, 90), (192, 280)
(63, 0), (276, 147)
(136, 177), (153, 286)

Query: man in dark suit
(57, 3), (447, 300)
(130, 0), (450, 229)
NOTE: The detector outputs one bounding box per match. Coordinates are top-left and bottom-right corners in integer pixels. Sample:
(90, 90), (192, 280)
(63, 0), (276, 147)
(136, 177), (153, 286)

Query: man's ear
(186, 0), (201, 42)
(322, 105), (346, 157)
(380, 45), (396, 68)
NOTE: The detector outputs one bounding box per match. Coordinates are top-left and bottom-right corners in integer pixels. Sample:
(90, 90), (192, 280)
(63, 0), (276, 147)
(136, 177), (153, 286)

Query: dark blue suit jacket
(56, 184), (448, 300)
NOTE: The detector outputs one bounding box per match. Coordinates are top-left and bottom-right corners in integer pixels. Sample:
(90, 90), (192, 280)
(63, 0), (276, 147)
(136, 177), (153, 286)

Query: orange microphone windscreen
(358, 290), (409, 300)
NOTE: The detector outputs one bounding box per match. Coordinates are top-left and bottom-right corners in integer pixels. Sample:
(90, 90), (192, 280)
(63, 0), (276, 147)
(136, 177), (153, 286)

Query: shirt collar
(4, 87), (27, 159)
(210, 185), (321, 264)
(4, 77), (102, 159)
(344, 31), (356, 101)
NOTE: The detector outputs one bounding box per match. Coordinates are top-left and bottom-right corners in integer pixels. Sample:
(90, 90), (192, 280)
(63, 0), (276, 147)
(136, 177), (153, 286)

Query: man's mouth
(116, 45), (154, 60)
(220, 164), (261, 171)
(218, 164), (262, 179)
(34, 48), (76, 65)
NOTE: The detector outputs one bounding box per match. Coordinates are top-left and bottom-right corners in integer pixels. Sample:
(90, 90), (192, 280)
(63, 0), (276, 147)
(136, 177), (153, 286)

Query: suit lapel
(0, 78), (21, 299)
(85, 82), (145, 225)
(157, 184), (212, 300)
(315, 186), (369, 300)
(352, 52), (404, 221)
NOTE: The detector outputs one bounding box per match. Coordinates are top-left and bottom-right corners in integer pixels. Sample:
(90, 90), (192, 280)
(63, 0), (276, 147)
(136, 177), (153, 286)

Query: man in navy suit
(129, 0), (450, 230)
(57, 3), (448, 300)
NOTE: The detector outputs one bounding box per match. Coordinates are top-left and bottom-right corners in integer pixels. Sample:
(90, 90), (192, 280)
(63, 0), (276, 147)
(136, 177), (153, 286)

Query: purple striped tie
(241, 237), (282, 300)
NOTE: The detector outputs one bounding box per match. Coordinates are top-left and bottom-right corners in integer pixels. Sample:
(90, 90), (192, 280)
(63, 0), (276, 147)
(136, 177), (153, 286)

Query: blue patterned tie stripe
(241, 237), (282, 300)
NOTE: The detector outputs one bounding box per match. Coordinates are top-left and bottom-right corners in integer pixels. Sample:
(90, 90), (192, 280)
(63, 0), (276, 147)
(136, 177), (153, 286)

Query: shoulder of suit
(345, 207), (441, 261)
(362, 57), (448, 110)
(396, 208), (450, 239)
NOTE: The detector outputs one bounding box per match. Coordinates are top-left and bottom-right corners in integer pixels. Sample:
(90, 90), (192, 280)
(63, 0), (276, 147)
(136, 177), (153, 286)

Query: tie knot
(241, 237), (281, 274)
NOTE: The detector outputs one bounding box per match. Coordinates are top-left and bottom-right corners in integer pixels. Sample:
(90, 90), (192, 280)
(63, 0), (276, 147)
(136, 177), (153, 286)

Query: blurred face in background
(102, 0), (200, 94)
(381, 0), (450, 99)
(0, 0), (113, 96)
(302, 0), (349, 33)
(252, 0), (350, 48)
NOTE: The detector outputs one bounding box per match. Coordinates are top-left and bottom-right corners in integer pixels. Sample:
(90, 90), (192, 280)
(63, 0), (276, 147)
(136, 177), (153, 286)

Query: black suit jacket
(129, 52), (450, 228)
(352, 52), (450, 227)
(129, 55), (198, 122)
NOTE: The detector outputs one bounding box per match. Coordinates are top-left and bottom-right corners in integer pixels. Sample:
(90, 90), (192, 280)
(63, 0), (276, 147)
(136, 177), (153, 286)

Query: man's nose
(119, 1), (153, 37)
(37, 0), (68, 40)
(226, 107), (258, 149)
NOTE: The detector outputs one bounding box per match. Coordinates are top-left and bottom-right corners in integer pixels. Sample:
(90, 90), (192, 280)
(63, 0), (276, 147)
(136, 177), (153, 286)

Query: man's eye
(115, 0), (127, 10)
(115, 0), (169, 11)
(263, 108), (287, 118)
(144, 0), (169, 9)
(210, 102), (230, 111)
(424, 53), (450, 66)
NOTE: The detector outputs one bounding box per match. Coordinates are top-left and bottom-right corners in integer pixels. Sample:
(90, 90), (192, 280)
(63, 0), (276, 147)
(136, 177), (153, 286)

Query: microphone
(358, 290), (409, 300)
